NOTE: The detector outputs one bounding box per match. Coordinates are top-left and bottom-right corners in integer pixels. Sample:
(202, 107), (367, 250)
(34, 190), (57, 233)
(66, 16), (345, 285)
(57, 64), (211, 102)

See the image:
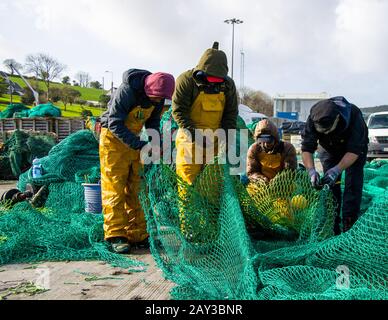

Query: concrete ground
(0, 180), (174, 300)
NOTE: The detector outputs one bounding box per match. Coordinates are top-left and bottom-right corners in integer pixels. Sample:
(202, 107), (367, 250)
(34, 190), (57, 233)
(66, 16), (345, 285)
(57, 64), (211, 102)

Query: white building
(238, 104), (268, 125)
(273, 93), (329, 122)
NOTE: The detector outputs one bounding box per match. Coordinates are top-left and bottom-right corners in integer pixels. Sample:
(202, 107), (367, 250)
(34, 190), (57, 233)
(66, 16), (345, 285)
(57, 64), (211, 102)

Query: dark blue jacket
(100, 69), (163, 150)
(301, 96), (369, 156)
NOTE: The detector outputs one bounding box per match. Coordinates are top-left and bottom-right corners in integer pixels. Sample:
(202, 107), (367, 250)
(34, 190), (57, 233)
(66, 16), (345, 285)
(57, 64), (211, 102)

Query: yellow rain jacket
(172, 43), (238, 184)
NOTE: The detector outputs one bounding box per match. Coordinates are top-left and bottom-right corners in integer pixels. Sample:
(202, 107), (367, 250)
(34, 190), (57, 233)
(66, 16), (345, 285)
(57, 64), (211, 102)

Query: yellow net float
(290, 195), (309, 210)
(272, 198), (293, 222)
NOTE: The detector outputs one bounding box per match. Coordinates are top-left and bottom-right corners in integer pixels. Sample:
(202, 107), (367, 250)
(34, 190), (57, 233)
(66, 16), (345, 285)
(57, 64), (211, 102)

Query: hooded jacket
(301, 96), (369, 156)
(100, 69), (164, 150)
(172, 45), (238, 132)
(247, 119), (297, 181)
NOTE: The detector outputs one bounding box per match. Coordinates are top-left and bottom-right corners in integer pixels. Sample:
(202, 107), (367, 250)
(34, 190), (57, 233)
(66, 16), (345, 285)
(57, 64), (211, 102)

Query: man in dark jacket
(301, 96), (369, 235)
(100, 69), (175, 253)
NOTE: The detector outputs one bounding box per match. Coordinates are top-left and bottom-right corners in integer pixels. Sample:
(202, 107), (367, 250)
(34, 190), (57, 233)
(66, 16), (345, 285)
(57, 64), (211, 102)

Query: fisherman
(301, 96), (369, 234)
(99, 69), (175, 253)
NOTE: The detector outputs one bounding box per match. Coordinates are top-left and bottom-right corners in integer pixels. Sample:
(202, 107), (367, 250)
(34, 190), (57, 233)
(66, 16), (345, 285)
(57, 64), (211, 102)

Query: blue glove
(240, 174), (249, 186)
(322, 165), (342, 187)
(308, 168), (321, 189)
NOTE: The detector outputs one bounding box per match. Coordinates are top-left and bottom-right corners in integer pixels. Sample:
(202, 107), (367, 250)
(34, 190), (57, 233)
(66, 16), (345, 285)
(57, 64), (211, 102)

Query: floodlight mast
(10, 63), (40, 105)
(224, 18), (243, 79)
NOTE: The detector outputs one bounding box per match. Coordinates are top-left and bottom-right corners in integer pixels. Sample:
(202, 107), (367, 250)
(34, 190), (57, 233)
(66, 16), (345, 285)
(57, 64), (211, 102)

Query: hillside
(8, 75), (106, 102)
(0, 94), (104, 117)
(361, 105), (388, 114)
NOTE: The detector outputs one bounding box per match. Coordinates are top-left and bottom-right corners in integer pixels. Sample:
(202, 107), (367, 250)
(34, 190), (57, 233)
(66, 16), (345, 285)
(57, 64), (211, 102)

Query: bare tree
(240, 87), (274, 116)
(75, 71), (91, 88)
(3, 59), (23, 74)
(24, 53), (66, 99)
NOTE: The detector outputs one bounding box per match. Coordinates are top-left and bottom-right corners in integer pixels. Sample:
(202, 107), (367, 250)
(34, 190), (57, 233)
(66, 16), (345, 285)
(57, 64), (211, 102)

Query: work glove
(321, 165), (342, 187)
(308, 168), (321, 189)
(240, 174), (249, 186)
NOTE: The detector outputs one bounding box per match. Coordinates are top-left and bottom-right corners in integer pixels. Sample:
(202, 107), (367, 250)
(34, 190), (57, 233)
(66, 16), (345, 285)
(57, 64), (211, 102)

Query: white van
(367, 111), (388, 160)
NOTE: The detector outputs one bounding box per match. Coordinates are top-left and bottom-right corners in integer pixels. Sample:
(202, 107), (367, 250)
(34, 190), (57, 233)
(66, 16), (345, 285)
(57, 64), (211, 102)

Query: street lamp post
(224, 18), (243, 79)
(104, 70), (113, 96)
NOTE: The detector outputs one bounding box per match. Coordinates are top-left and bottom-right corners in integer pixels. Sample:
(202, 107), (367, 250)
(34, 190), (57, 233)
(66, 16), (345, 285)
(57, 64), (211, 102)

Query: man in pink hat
(100, 69), (175, 253)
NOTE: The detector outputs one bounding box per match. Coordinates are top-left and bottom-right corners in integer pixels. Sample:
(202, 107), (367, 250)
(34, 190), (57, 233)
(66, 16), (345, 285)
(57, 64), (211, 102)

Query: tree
(48, 87), (62, 103)
(3, 59), (23, 75)
(62, 76), (70, 85)
(21, 86), (46, 105)
(98, 94), (111, 108)
(240, 87), (274, 116)
(72, 80), (79, 86)
(24, 53), (66, 100)
(60, 87), (81, 110)
(90, 81), (102, 89)
(75, 71), (91, 88)
(0, 77), (8, 97)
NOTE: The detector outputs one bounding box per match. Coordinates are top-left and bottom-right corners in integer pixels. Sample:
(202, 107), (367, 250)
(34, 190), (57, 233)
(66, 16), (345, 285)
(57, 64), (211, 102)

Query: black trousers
(318, 150), (366, 235)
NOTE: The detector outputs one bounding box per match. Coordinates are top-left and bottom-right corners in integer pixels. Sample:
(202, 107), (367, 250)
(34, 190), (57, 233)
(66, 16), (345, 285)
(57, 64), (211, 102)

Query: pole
(111, 73), (113, 96)
(231, 23), (235, 79)
(224, 18), (243, 80)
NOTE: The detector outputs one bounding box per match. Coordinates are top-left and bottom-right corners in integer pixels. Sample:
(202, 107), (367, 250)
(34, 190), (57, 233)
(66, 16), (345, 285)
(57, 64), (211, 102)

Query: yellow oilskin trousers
(258, 152), (283, 180)
(175, 91), (226, 184)
(99, 105), (154, 242)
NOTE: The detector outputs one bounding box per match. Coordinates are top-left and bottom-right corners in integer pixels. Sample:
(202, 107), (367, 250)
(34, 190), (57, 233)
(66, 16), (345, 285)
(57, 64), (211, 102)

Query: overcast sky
(1, 0), (387, 107)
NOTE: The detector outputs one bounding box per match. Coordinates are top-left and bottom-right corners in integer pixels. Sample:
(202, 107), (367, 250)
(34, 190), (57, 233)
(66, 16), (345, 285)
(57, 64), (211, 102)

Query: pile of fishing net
(0, 103), (29, 119)
(0, 102), (61, 118)
(0, 130), (56, 179)
(140, 161), (387, 300)
(140, 114), (388, 300)
(0, 130), (145, 271)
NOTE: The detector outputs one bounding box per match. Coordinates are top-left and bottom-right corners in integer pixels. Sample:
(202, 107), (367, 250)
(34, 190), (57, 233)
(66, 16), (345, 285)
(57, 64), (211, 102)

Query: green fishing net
(0, 130), (56, 179)
(0, 130), (145, 271)
(0, 103), (29, 118)
(139, 114), (388, 300)
(0, 103), (61, 118)
(140, 161), (387, 300)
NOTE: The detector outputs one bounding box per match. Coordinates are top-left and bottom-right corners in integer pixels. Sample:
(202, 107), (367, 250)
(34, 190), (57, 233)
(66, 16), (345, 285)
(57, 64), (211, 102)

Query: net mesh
(139, 115), (388, 300)
(0, 130), (57, 179)
(0, 103), (62, 118)
(0, 130), (145, 271)
(0, 103), (29, 118)
(140, 161), (388, 300)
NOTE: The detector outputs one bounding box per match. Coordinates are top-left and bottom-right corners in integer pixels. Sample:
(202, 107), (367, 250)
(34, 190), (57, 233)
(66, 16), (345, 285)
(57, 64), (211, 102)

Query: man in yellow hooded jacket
(172, 42), (238, 184)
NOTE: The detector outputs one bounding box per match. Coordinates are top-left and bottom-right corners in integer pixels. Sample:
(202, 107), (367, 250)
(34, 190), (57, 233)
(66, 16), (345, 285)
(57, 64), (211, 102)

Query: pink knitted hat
(144, 72), (175, 100)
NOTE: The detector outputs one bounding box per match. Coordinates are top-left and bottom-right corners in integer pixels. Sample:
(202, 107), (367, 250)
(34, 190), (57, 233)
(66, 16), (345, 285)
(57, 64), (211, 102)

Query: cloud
(334, 0), (388, 73)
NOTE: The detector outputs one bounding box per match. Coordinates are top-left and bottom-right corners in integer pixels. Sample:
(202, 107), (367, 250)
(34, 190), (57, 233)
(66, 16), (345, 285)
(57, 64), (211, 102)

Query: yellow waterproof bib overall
(175, 91), (225, 184)
(258, 152), (283, 180)
(99, 105), (154, 242)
